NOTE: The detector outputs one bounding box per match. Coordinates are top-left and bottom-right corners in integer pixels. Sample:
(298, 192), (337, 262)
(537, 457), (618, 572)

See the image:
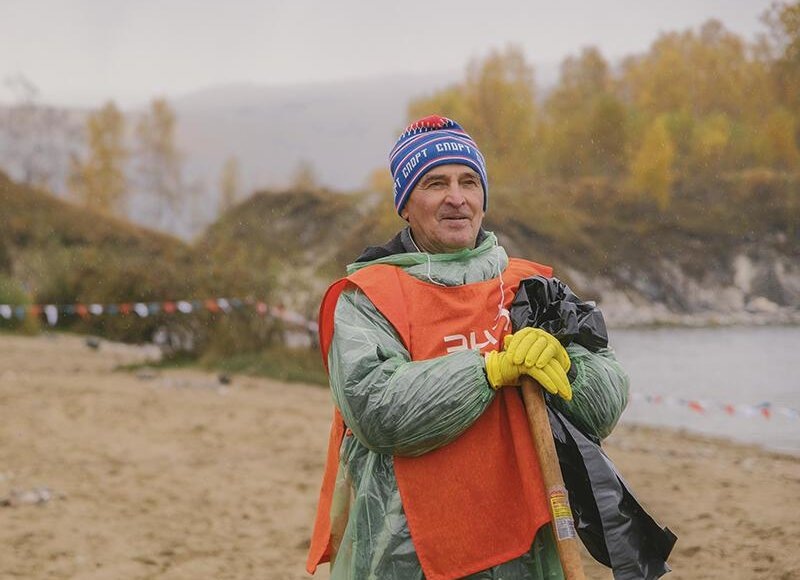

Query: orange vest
(308, 258), (554, 580)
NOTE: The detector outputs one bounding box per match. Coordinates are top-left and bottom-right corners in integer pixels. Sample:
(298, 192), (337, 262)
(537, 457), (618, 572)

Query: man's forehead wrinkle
(420, 173), (447, 184)
(420, 169), (480, 184)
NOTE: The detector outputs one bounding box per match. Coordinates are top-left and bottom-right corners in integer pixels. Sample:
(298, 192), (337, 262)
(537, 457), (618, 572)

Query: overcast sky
(1, 0), (776, 108)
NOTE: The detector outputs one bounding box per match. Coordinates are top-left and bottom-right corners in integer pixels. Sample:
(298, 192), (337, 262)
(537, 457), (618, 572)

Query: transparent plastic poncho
(323, 235), (629, 579)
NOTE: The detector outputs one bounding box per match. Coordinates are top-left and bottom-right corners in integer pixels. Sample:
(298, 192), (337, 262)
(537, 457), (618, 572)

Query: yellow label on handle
(549, 486), (577, 541)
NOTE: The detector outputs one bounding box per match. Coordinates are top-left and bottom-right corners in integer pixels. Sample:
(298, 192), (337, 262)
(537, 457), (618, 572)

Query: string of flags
(0, 297), (319, 332)
(629, 392), (799, 421)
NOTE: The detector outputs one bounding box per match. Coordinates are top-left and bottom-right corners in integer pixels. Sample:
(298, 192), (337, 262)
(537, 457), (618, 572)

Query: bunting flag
(629, 392), (799, 421)
(0, 297), (319, 332)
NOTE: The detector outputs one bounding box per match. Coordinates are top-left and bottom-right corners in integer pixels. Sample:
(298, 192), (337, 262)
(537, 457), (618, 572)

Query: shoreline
(610, 421), (800, 460)
(602, 306), (800, 330)
(618, 417), (800, 459)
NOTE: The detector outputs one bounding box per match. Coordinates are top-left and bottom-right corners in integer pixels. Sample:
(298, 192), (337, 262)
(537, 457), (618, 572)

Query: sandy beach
(1, 333), (798, 580)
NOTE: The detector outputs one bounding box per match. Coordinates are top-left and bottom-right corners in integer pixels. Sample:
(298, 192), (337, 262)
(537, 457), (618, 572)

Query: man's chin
(438, 232), (479, 252)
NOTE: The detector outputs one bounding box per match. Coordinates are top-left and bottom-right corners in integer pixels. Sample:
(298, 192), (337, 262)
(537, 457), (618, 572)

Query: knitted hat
(389, 115), (488, 215)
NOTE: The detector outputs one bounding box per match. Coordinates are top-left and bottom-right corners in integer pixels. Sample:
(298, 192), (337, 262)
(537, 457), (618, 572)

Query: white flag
(44, 305), (58, 326)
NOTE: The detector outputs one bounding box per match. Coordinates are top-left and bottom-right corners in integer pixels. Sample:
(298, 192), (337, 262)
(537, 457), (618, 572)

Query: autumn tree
(1, 74), (79, 193)
(135, 98), (185, 229)
(68, 101), (128, 214)
(406, 86), (472, 131)
(543, 47), (628, 178)
(462, 46), (540, 188)
(409, 45), (539, 191)
(762, 1), (800, 110)
(688, 113), (732, 179)
(620, 19), (780, 181)
(628, 116), (676, 211)
(621, 20), (765, 119)
(290, 159), (319, 192)
(757, 108), (800, 170)
(218, 156), (241, 214)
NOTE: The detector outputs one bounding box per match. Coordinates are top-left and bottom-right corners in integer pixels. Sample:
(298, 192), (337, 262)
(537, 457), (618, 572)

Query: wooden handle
(521, 376), (586, 580)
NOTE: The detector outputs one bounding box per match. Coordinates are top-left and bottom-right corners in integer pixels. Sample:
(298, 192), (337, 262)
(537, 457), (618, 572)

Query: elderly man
(307, 116), (628, 580)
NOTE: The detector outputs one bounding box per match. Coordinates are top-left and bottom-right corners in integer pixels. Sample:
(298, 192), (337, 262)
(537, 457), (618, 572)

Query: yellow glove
(485, 350), (524, 389)
(486, 330), (573, 400)
(524, 359), (573, 401)
(503, 327), (571, 373)
(485, 350), (572, 401)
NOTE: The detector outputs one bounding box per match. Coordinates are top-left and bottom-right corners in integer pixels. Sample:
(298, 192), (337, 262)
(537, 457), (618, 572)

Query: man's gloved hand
(485, 350), (522, 390)
(503, 327), (571, 373)
(485, 328), (573, 401)
(524, 359), (573, 401)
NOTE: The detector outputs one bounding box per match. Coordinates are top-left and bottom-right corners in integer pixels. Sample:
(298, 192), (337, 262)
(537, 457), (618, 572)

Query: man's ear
(400, 208), (409, 221)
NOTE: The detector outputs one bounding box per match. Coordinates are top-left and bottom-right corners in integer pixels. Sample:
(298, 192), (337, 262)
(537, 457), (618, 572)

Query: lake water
(609, 325), (800, 456)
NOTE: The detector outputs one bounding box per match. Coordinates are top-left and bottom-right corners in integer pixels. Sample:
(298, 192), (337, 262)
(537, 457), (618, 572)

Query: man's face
(400, 164), (485, 254)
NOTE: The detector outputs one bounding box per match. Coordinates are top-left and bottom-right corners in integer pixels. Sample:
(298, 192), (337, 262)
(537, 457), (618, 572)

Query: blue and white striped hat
(389, 115), (488, 215)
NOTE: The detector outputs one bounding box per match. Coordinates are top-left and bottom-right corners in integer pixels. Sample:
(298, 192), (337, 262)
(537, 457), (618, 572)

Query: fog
(1, 0), (774, 107)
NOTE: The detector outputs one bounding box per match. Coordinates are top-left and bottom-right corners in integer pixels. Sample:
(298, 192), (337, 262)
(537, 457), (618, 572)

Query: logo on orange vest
(443, 307), (511, 354)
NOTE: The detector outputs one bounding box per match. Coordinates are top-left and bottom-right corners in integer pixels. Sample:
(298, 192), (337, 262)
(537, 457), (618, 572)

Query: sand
(1, 333), (798, 580)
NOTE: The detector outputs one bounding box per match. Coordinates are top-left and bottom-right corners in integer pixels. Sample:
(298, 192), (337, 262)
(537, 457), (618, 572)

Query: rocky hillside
(203, 182), (800, 328)
(557, 235), (800, 327)
(487, 179), (800, 327)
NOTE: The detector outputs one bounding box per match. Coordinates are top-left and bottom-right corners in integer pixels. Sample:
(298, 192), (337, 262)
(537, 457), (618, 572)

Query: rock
(746, 296), (781, 314)
(0, 486), (61, 507)
(136, 367), (160, 380)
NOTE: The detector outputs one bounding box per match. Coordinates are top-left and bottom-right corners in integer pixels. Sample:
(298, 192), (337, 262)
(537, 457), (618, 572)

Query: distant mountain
(171, 72), (462, 196)
(170, 63), (561, 196)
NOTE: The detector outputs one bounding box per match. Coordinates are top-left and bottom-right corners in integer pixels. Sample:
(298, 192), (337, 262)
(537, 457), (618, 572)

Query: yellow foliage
(408, 45), (539, 189)
(763, 1), (800, 109)
(758, 108), (800, 169)
(690, 113), (732, 173)
(408, 85), (472, 129)
(136, 98), (184, 218)
(544, 47), (626, 178)
(621, 20), (770, 119)
(68, 101), (128, 214)
(394, 16), (797, 212)
(628, 116), (676, 211)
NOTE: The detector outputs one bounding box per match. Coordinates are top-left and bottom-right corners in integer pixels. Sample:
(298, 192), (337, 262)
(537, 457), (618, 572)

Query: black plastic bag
(510, 275), (609, 352)
(510, 275), (676, 579)
(548, 405), (677, 579)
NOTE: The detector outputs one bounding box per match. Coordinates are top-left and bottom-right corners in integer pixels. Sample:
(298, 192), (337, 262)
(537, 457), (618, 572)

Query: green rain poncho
(325, 231), (629, 579)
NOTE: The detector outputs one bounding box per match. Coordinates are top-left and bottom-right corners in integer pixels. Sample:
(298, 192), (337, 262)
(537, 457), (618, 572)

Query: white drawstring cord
(493, 237), (509, 330)
(407, 231), (504, 302)
(409, 231), (447, 287)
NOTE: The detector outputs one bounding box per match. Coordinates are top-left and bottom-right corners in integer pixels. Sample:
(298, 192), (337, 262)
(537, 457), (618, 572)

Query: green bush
(206, 346), (328, 386)
(0, 273), (39, 334)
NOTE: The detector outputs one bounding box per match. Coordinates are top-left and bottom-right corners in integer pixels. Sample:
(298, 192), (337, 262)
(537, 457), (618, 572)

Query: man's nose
(444, 184), (467, 205)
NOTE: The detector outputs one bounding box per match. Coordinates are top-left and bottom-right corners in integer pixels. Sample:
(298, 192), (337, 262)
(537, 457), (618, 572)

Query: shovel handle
(521, 376), (586, 580)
